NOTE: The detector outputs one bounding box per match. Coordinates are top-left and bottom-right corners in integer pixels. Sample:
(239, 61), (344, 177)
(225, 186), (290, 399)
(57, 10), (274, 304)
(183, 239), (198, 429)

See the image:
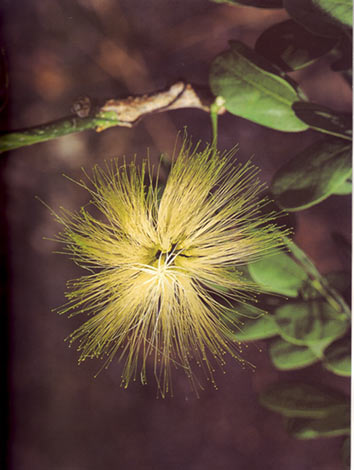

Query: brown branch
(0, 82), (224, 153)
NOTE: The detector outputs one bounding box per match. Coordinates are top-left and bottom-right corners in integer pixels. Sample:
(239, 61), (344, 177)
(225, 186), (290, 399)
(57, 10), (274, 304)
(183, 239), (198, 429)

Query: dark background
(1, 1), (351, 469)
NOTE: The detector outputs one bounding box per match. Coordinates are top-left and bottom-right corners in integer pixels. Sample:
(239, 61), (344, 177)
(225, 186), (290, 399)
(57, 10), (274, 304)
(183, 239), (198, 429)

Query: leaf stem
(210, 96), (226, 151)
(309, 125), (352, 142)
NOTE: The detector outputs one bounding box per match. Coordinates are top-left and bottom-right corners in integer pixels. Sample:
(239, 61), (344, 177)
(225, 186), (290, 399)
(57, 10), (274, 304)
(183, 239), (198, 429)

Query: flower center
(154, 243), (179, 266)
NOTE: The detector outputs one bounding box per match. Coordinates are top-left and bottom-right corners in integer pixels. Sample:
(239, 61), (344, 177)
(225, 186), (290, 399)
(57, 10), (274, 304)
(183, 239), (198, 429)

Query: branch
(0, 82), (224, 154)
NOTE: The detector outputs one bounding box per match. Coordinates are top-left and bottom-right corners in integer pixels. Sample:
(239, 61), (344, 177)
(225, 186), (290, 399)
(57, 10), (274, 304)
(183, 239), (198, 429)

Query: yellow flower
(54, 141), (286, 396)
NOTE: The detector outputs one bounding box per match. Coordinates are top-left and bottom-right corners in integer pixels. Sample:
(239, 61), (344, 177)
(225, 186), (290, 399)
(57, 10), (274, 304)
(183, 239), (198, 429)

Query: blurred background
(1, 1), (351, 469)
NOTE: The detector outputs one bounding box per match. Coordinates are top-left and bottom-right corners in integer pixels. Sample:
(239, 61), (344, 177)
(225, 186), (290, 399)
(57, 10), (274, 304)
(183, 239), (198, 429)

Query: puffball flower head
(54, 141), (286, 396)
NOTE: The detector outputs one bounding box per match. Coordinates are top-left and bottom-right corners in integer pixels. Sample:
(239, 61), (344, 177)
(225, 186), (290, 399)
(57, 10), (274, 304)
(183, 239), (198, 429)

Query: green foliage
(248, 251), (308, 297)
(255, 20), (338, 72)
(245, 238), (350, 377)
(292, 102), (352, 140)
(285, 406), (350, 438)
(271, 138), (352, 211)
(314, 0), (353, 27)
(274, 300), (349, 346)
(209, 0), (351, 458)
(332, 178), (352, 195)
(209, 41), (308, 131)
(259, 382), (347, 418)
(210, 0), (283, 7)
(323, 336), (351, 376)
(230, 311), (279, 341)
(260, 382), (350, 443)
(269, 337), (319, 370)
(290, 272), (349, 305)
(284, 0), (347, 37)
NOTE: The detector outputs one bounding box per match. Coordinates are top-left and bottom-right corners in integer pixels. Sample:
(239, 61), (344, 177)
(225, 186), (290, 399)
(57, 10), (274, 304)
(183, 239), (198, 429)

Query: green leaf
(314, 0), (353, 28)
(259, 382), (347, 418)
(209, 41), (308, 132)
(285, 406), (350, 439)
(271, 138), (352, 211)
(332, 178), (352, 195)
(229, 312), (279, 341)
(323, 336), (351, 376)
(293, 102), (352, 140)
(308, 338), (334, 357)
(220, 302), (262, 335)
(274, 300), (349, 346)
(255, 20), (338, 72)
(269, 337), (320, 370)
(284, 0), (345, 37)
(248, 251), (308, 297)
(221, 301), (275, 339)
(210, 0), (283, 7)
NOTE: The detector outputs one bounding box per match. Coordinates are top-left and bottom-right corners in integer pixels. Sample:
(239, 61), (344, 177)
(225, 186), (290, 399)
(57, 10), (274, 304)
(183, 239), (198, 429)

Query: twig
(0, 82), (224, 154)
